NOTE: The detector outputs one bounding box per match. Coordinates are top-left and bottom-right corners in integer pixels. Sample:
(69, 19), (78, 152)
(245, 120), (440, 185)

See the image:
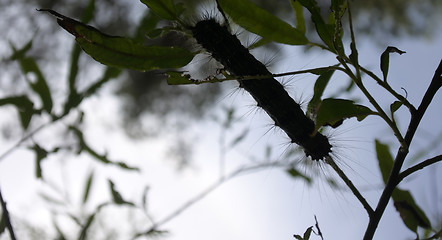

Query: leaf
(393, 188), (432, 233)
(390, 101), (403, 115)
(297, 0), (335, 51)
(0, 214), (5, 235)
(0, 95), (36, 129)
(40, 9), (194, 71)
(228, 129), (248, 148)
(374, 140), (394, 184)
(140, 0), (178, 20)
(11, 42), (53, 113)
(286, 168), (312, 185)
(218, 0), (308, 45)
(70, 126), (139, 171)
(307, 69), (335, 117)
(380, 46), (406, 81)
(29, 144), (49, 179)
(108, 180), (134, 206)
(374, 140), (430, 232)
(290, 0), (306, 34)
(293, 226), (313, 240)
(82, 171), (94, 204)
(314, 98), (374, 132)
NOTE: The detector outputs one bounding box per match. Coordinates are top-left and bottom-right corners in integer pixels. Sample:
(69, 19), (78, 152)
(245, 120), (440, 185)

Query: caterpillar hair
(189, 18), (332, 160)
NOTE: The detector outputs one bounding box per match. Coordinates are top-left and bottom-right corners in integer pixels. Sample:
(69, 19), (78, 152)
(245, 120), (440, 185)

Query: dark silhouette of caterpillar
(190, 19), (332, 160)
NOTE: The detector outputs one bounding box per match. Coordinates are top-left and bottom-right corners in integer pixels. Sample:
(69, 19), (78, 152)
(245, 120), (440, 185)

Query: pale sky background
(0, 1), (441, 240)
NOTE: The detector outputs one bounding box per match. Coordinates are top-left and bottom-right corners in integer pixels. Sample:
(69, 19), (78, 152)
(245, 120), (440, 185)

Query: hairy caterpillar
(190, 18), (332, 160)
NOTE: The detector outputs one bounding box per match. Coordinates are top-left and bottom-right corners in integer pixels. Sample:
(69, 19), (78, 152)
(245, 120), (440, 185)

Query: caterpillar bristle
(190, 15), (333, 161)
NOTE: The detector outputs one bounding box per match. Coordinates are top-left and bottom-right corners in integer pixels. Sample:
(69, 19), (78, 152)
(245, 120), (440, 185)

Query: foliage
(0, 0), (441, 239)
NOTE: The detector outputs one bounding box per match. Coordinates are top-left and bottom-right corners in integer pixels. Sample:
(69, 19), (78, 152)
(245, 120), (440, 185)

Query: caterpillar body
(190, 19), (332, 160)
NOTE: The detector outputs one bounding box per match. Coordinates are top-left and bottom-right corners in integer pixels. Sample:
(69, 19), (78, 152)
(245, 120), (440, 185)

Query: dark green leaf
(375, 140), (394, 184)
(290, 0), (306, 34)
(140, 0), (178, 20)
(166, 72), (194, 85)
(286, 168), (312, 184)
(0, 214), (5, 235)
(297, 0), (335, 50)
(0, 95), (36, 129)
(393, 188), (432, 233)
(108, 180), (134, 206)
(70, 126), (139, 171)
(380, 46), (406, 81)
(82, 171), (94, 204)
(314, 98), (374, 132)
(303, 226), (313, 240)
(218, 0), (308, 45)
(307, 69), (335, 117)
(29, 144), (49, 179)
(11, 43), (53, 113)
(41, 9), (194, 71)
(390, 101), (403, 121)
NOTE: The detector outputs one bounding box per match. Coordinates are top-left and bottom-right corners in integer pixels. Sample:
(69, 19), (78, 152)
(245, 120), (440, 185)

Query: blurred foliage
(1, 0), (441, 140)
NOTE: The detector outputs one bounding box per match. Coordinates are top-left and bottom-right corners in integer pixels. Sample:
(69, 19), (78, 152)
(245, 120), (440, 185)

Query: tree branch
(397, 154), (442, 183)
(326, 157), (374, 216)
(364, 59), (442, 240)
(0, 187), (17, 240)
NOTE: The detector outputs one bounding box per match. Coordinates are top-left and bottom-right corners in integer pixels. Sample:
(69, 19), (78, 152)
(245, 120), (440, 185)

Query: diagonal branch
(0, 187), (17, 240)
(397, 154), (442, 184)
(364, 59), (442, 240)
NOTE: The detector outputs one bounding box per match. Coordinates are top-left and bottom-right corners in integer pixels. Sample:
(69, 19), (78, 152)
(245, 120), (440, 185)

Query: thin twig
(325, 156), (374, 216)
(0, 187), (17, 240)
(364, 60), (442, 240)
(397, 154), (442, 184)
(134, 161), (289, 238)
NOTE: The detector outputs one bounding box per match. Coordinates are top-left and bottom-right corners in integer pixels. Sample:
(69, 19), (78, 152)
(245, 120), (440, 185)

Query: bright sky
(0, 2), (441, 240)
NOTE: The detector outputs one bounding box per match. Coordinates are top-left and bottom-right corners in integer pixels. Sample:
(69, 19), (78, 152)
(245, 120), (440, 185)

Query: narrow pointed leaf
(314, 98), (374, 131)
(374, 140), (394, 184)
(307, 69), (335, 117)
(140, 0), (178, 20)
(286, 168), (312, 184)
(70, 126), (139, 171)
(29, 144), (49, 179)
(0, 96), (36, 129)
(82, 171), (94, 204)
(290, 0), (306, 34)
(11, 43), (53, 113)
(218, 0), (308, 45)
(40, 9), (194, 71)
(108, 180), (134, 206)
(297, 0), (335, 50)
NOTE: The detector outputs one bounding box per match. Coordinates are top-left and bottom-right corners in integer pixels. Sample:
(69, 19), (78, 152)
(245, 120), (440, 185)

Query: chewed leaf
(314, 98), (374, 131)
(40, 9), (194, 71)
(11, 41), (53, 113)
(393, 188), (432, 233)
(218, 0), (308, 45)
(140, 0), (178, 20)
(380, 46), (406, 81)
